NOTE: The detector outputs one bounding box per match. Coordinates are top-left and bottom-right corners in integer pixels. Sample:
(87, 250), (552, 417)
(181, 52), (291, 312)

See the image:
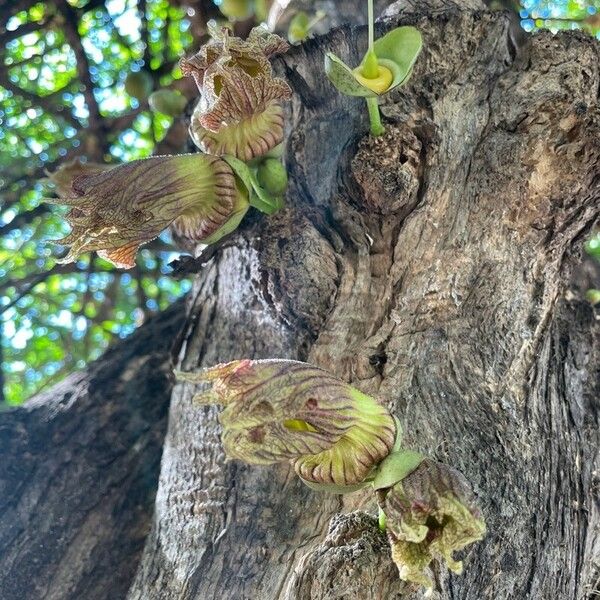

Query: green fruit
(585, 289), (600, 305)
(288, 12), (310, 44)
(148, 89), (187, 117)
(124, 70), (153, 100)
(257, 158), (288, 195)
(219, 0), (252, 20)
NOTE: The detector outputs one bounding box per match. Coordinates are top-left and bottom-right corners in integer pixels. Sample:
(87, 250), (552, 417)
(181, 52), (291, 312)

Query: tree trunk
(2, 2), (599, 599)
(0, 302), (185, 600)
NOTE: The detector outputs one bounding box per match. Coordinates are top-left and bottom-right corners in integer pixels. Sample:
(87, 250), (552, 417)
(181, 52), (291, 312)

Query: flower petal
(190, 101), (286, 162)
(372, 26), (422, 91)
(47, 154), (241, 268)
(379, 458), (486, 590)
(182, 26), (291, 160)
(176, 360), (397, 485)
(46, 159), (113, 198)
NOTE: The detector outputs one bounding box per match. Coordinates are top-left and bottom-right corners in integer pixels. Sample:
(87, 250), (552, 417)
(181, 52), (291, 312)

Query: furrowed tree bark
(130, 2), (600, 598)
(2, 1), (599, 599)
(0, 303), (185, 600)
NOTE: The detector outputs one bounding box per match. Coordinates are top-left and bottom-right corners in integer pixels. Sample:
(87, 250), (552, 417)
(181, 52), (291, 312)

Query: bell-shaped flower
(46, 154), (247, 269)
(176, 359), (397, 488)
(46, 158), (113, 198)
(181, 25), (292, 161)
(376, 458), (486, 592)
(325, 26), (422, 97)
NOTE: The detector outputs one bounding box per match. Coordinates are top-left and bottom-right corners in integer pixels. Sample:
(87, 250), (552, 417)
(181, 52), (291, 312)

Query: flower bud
(176, 359), (397, 487)
(182, 26), (292, 161)
(585, 232), (600, 259)
(377, 458), (486, 592)
(256, 158), (288, 195)
(585, 289), (600, 305)
(124, 70), (153, 100)
(46, 154), (246, 268)
(288, 12), (310, 44)
(219, 0), (253, 20)
(148, 89), (187, 117)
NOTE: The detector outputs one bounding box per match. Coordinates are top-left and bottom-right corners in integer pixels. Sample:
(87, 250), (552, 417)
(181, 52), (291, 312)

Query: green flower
(324, 0), (422, 137)
(181, 25), (292, 161)
(377, 458), (486, 592)
(45, 154), (247, 268)
(176, 359), (397, 488)
(325, 26), (422, 98)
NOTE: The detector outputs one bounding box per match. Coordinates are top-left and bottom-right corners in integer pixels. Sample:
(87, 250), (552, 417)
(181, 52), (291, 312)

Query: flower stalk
(366, 96), (385, 136)
(324, 4), (422, 136)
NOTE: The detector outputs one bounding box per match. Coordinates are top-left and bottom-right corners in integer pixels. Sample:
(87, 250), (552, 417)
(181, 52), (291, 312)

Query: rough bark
(2, 2), (600, 599)
(130, 2), (600, 598)
(0, 303), (185, 600)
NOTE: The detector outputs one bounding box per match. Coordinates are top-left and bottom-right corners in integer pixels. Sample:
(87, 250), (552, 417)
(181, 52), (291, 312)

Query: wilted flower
(46, 154), (247, 269)
(325, 26), (422, 98)
(46, 158), (113, 198)
(181, 25), (292, 161)
(176, 359), (397, 487)
(377, 458), (486, 592)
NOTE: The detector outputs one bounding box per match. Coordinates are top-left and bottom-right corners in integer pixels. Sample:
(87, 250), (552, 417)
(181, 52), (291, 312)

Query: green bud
(378, 458), (486, 592)
(585, 289), (600, 305)
(256, 158), (288, 195)
(148, 89), (187, 117)
(254, 0), (268, 21)
(288, 12), (310, 44)
(219, 0), (253, 20)
(124, 70), (153, 100)
(176, 360), (397, 487)
(585, 232), (600, 260)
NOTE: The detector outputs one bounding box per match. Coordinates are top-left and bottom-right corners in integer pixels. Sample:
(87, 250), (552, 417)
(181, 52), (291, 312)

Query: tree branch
(0, 69), (81, 129)
(54, 0), (103, 136)
(0, 205), (49, 237)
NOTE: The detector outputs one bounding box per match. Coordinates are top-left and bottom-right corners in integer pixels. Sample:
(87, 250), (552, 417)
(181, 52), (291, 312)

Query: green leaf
(372, 449), (424, 490)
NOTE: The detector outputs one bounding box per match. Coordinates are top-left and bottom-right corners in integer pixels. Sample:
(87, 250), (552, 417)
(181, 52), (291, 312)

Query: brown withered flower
(181, 25), (292, 161)
(46, 154), (247, 269)
(176, 359), (397, 488)
(377, 458), (486, 592)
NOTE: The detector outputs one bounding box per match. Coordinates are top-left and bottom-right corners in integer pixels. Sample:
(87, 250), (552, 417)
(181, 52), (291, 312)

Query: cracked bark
(1, 2), (599, 599)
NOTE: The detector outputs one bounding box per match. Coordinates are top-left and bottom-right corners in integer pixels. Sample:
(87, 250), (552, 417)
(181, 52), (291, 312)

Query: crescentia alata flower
(377, 458), (486, 593)
(46, 154), (247, 269)
(176, 359), (397, 488)
(325, 26), (422, 97)
(46, 158), (113, 198)
(181, 25), (292, 161)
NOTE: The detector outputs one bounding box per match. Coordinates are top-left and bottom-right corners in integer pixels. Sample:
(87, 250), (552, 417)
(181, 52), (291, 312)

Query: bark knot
(351, 123), (423, 216)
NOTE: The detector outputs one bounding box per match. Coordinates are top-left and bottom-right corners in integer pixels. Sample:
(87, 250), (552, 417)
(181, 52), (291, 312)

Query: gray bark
(2, 2), (600, 599)
(0, 303), (185, 600)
